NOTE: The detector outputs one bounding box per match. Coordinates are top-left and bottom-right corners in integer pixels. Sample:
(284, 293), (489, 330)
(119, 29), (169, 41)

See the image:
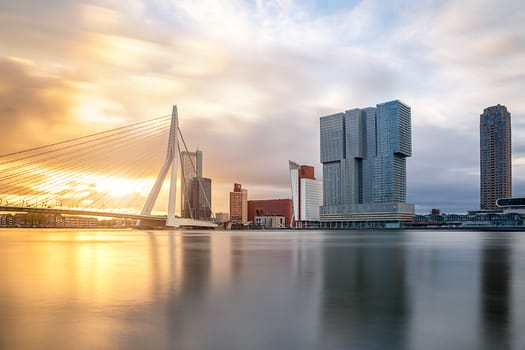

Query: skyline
(1, 1), (524, 214)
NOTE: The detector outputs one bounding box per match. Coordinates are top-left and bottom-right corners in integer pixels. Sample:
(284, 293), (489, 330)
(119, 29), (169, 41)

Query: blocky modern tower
(319, 100), (414, 228)
(480, 104), (512, 210)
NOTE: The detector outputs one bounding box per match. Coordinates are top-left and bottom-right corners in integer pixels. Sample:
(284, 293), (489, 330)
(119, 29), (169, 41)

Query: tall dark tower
(480, 104), (512, 210)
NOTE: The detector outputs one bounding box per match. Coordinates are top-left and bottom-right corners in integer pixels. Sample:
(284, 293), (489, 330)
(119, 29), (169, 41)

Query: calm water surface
(1, 229), (524, 349)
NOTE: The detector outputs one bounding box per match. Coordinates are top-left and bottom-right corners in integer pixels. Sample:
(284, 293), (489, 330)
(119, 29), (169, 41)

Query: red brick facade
(248, 199), (293, 226)
(299, 165), (315, 180)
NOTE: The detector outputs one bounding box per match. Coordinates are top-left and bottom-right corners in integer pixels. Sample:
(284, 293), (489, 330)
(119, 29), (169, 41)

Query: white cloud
(0, 0), (524, 213)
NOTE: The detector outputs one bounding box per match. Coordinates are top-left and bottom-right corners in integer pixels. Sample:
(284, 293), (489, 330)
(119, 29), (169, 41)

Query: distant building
(181, 149), (203, 180)
(230, 183), (248, 224)
(185, 177), (212, 220)
(215, 212), (230, 223)
(0, 214), (13, 227)
(320, 100), (414, 228)
(181, 149), (203, 217)
(248, 199), (293, 227)
(289, 161), (323, 228)
(480, 104), (512, 210)
(497, 197), (525, 214)
(0, 213), (133, 228)
(180, 149), (212, 219)
(409, 211), (524, 228)
(254, 215), (286, 229)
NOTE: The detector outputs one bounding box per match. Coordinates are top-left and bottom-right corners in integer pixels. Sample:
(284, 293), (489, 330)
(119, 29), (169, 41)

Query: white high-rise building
(289, 161), (323, 228)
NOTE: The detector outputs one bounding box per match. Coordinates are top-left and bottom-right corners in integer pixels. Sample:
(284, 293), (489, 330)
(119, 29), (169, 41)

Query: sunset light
(1, 1), (525, 349)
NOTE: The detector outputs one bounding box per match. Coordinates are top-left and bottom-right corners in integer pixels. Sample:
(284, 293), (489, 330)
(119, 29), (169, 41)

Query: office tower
(289, 161), (323, 228)
(230, 183), (248, 224)
(480, 104), (512, 210)
(180, 149), (203, 218)
(185, 177), (212, 220)
(319, 100), (414, 228)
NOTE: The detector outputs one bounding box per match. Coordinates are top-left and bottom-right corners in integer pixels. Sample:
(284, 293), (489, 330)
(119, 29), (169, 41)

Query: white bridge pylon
(140, 105), (216, 228)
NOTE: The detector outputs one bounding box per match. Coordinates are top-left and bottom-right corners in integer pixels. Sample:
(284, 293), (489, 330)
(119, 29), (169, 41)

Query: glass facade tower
(180, 149), (211, 219)
(319, 100), (414, 227)
(480, 104), (512, 210)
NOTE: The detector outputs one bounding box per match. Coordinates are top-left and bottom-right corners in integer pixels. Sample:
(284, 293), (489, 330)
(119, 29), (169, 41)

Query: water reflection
(164, 233), (212, 349)
(0, 229), (524, 350)
(321, 233), (409, 349)
(480, 235), (511, 349)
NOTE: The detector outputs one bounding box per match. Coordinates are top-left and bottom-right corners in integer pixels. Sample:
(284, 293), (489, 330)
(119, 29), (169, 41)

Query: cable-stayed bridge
(0, 106), (216, 229)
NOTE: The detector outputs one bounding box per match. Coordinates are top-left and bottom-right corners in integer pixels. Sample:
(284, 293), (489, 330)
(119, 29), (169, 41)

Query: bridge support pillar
(140, 105), (179, 227)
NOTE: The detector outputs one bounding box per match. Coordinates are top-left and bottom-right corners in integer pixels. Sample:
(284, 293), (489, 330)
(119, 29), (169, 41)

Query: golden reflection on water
(5, 230), (151, 305)
(0, 229), (188, 349)
(1, 229), (524, 350)
(1, 230), (238, 308)
(210, 232), (232, 290)
(5, 230), (231, 349)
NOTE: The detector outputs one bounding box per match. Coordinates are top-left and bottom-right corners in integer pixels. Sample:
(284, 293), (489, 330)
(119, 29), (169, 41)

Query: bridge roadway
(0, 206), (217, 229)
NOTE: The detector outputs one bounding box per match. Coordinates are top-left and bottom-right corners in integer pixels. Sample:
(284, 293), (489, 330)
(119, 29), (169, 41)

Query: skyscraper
(180, 149), (205, 218)
(186, 177), (212, 220)
(180, 149), (212, 220)
(181, 149), (203, 180)
(480, 104), (512, 210)
(319, 100), (414, 228)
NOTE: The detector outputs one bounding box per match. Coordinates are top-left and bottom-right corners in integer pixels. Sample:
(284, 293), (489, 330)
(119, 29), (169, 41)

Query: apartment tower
(480, 104), (512, 210)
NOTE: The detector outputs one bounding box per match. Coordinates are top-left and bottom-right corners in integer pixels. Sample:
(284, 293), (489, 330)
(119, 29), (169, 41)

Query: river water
(0, 229), (524, 349)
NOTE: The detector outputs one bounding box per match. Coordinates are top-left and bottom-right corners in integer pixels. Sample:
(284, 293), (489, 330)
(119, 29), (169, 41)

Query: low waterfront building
(62, 216), (99, 228)
(497, 197), (525, 214)
(409, 210), (524, 228)
(248, 199), (293, 227)
(215, 212), (229, 223)
(254, 215), (286, 229)
(0, 213), (133, 228)
(0, 214), (14, 227)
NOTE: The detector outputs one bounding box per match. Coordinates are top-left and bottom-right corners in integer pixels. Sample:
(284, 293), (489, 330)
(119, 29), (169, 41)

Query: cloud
(0, 0), (524, 214)
(0, 58), (75, 152)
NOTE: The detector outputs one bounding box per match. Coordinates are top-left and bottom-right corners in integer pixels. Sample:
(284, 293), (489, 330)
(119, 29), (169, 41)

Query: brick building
(248, 199), (293, 227)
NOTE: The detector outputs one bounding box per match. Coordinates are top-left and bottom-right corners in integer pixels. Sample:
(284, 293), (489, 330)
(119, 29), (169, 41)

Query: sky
(0, 0), (524, 214)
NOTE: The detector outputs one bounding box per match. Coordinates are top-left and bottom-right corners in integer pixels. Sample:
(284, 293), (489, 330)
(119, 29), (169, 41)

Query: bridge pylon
(140, 105), (179, 227)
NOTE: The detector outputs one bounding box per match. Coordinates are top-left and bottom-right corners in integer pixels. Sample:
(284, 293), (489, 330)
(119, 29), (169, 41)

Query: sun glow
(20, 168), (159, 211)
(94, 177), (155, 197)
